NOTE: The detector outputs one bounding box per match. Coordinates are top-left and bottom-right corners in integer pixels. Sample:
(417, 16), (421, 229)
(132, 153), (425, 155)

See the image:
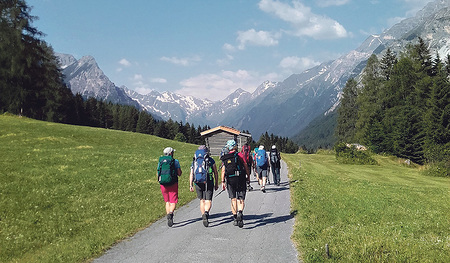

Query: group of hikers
(156, 140), (282, 228)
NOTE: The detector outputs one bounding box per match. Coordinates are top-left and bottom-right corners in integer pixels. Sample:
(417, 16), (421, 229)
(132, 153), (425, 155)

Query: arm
(221, 165), (226, 190)
(243, 162), (250, 182)
(189, 167), (194, 192)
(175, 159), (182, 176)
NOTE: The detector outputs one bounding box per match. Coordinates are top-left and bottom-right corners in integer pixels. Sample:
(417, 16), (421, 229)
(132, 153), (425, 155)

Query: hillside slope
(0, 114), (197, 262)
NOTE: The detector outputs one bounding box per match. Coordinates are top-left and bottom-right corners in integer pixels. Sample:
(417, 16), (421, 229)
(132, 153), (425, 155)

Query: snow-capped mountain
(57, 53), (139, 108)
(56, 0), (450, 138)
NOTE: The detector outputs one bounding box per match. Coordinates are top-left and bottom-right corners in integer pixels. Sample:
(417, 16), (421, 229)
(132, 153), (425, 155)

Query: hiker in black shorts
(189, 145), (219, 227)
(220, 140), (250, 228)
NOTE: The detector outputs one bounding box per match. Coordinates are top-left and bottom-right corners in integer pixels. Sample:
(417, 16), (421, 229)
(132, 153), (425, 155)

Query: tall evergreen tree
(336, 78), (358, 143)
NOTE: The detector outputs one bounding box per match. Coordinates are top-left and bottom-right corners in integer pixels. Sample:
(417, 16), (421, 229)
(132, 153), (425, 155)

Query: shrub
(334, 142), (378, 165)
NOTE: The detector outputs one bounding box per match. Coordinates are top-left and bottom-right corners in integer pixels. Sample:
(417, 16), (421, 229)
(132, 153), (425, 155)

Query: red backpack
(242, 144), (251, 163)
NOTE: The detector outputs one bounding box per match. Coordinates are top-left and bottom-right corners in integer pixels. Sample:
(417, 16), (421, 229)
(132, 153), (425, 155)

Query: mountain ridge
(56, 0), (450, 140)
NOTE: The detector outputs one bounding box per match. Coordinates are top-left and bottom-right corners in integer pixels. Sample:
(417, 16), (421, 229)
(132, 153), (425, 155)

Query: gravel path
(94, 160), (298, 263)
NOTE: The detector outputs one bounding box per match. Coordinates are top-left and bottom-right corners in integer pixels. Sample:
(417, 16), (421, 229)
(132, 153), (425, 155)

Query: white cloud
(151, 78), (167, 83)
(223, 43), (236, 52)
(258, 0), (348, 40)
(279, 56), (320, 73)
(216, 54), (234, 66)
(119, 58), (131, 67)
(316, 0), (350, 7)
(176, 70), (269, 101)
(160, 56), (201, 66)
(133, 74), (143, 80)
(236, 29), (280, 50)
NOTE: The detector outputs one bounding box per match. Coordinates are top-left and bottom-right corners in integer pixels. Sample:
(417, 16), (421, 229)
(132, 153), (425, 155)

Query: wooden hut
(200, 126), (252, 156)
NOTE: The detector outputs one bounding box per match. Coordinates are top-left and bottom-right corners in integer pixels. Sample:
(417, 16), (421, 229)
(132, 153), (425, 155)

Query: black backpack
(221, 152), (241, 178)
(270, 150), (279, 164)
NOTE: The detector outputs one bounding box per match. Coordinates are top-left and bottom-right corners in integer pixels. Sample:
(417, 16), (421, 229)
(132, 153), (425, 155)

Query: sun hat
(226, 140), (236, 150)
(163, 147), (175, 155)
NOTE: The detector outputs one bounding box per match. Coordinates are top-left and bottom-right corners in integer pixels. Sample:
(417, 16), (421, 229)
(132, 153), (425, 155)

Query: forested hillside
(0, 1), (298, 152)
(336, 41), (450, 176)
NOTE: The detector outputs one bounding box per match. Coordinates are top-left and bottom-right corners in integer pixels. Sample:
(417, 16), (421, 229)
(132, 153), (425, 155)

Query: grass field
(0, 114), (198, 262)
(2, 114), (449, 263)
(283, 151), (450, 262)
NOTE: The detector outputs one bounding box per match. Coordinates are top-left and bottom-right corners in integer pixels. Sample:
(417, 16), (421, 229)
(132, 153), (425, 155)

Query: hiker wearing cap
(269, 145), (282, 186)
(157, 147), (182, 227)
(220, 140), (250, 228)
(189, 145), (219, 227)
(255, 145), (270, 193)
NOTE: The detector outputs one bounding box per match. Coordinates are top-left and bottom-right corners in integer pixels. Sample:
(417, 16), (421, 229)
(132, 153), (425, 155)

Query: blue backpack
(193, 149), (209, 184)
(256, 149), (267, 167)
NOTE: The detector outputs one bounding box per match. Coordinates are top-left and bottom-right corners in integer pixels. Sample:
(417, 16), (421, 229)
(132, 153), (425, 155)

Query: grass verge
(0, 115), (198, 262)
(284, 152), (449, 262)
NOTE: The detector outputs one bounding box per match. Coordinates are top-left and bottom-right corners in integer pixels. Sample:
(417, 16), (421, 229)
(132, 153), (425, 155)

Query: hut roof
(200, 126), (246, 137)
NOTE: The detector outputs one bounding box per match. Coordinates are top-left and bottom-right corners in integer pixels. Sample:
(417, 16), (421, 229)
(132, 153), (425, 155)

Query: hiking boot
(167, 213), (174, 227)
(237, 211), (244, 228)
(233, 214), (238, 226)
(202, 212), (209, 227)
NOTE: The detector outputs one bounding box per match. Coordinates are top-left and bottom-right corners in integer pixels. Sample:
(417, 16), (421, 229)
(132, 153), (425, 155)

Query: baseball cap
(226, 140), (236, 150)
(163, 147), (175, 155)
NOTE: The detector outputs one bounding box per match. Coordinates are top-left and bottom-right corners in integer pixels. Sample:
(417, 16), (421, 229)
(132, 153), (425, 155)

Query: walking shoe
(236, 211), (244, 228)
(261, 186), (266, 193)
(202, 212), (209, 227)
(233, 214), (238, 226)
(167, 213), (174, 227)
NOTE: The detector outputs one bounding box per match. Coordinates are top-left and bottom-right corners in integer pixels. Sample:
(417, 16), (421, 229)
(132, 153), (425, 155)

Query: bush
(334, 142), (378, 165)
(423, 143), (450, 177)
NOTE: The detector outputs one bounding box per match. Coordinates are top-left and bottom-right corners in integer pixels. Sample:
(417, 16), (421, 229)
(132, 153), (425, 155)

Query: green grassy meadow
(284, 151), (450, 262)
(2, 114), (449, 263)
(0, 114), (198, 262)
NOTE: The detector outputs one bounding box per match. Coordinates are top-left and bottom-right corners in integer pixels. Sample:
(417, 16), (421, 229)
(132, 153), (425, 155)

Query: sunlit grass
(0, 114), (198, 262)
(284, 152), (450, 262)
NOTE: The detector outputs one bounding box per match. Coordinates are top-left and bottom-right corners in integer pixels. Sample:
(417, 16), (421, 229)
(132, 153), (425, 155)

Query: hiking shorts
(226, 177), (246, 200)
(256, 166), (268, 178)
(195, 181), (214, 201)
(160, 183), (178, 203)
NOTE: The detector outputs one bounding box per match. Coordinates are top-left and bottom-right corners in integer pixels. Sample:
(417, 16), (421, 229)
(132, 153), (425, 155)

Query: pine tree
(336, 78), (358, 143)
(356, 54), (384, 148)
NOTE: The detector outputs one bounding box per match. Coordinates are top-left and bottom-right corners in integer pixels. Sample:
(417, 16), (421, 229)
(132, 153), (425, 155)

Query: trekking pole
(214, 188), (225, 198)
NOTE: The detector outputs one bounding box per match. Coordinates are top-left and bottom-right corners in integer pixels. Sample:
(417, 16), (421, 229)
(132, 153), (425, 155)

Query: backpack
(256, 149), (267, 167)
(221, 152), (241, 178)
(157, 155), (177, 185)
(242, 144), (251, 164)
(193, 149), (210, 184)
(270, 150), (279, 164)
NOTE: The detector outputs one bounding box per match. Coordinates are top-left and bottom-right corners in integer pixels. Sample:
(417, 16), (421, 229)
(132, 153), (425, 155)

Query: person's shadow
(243, 213), (294, 229)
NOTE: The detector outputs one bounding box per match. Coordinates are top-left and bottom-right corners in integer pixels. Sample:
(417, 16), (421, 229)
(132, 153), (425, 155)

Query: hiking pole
(214, 188), (225, 198)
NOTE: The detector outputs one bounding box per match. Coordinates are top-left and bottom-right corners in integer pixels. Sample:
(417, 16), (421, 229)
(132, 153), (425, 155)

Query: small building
(200, 126), (252, 156)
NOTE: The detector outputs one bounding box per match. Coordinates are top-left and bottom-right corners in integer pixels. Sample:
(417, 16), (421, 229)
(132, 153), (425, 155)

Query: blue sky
(28, 0), (432, 101)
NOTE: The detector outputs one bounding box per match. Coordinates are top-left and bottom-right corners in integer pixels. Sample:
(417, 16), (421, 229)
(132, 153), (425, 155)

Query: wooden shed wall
(204, 132), (251, 156)
(205, 132), (237, 156)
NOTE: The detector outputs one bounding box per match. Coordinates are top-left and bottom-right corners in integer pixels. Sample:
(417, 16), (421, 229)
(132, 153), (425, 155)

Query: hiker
(269, 145), (282, 186)
(157, 147), (182, 227)
(255, 145), (270, 192)
(189, 145), (219, 227)
(220, 140), (250, 228)
(241, 143), (253, 191)
(252, 147), (258, 179)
